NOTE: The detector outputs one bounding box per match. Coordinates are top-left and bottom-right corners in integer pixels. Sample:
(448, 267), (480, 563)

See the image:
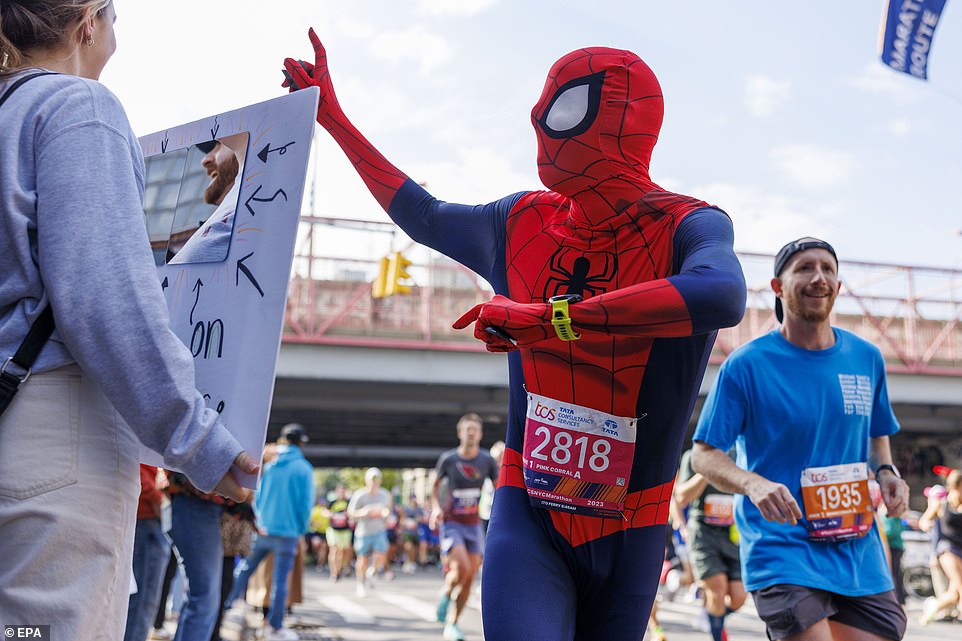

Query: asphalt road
(206, 563), (960, 641)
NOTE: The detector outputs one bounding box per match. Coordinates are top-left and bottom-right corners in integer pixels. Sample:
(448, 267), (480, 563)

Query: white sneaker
(148, 629), (172, 641)
(664, 568), (681, 594)
(267, 627), (299, 641)
(356, 583), (367, 598)
(693, 608), (711, 632)
(920, 596), (940, 625)
(443, 622), (465, 641)
(223, 600), (252, 624)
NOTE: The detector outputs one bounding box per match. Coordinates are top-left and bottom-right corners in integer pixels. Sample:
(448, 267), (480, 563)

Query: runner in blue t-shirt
(692, 238), (910, 641)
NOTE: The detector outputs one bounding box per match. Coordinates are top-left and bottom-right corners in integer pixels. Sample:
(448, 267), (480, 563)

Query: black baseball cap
(773, 237), (837, 323)
(195, 140), (218, 154)
(280, 422), (309, 445)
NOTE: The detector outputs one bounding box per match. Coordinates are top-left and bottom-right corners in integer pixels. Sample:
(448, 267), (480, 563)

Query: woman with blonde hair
(919, 469), (962, 625)
(0, 2), (255, 638)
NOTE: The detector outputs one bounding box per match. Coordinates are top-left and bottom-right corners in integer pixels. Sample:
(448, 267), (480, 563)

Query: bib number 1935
(800, 462), (874, 542)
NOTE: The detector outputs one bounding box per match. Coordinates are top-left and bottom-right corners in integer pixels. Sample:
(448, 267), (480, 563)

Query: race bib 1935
(800, 462), (874, 542)
(521, 392), (638, 519)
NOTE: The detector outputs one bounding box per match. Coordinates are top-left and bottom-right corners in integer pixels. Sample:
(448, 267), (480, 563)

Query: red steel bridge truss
(284, 216), (962, 377)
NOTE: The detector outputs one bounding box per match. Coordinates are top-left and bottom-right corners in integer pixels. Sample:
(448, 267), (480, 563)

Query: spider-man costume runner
(284, 30), (746, 641)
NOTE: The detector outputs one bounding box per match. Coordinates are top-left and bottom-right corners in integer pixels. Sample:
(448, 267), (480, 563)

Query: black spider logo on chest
(541, 247), (618, 300)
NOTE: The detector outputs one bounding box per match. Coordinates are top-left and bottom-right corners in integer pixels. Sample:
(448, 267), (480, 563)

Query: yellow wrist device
(549, 294), (582, 341)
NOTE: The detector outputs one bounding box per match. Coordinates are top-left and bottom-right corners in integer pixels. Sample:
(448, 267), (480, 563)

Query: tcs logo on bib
(534, 401), (556, 421)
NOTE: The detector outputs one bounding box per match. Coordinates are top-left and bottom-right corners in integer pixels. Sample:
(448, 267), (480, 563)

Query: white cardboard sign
(138, 88), (319, 488)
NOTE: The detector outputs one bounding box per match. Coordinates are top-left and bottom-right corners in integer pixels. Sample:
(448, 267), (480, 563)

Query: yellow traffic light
(385, 251), (413, 296)
(372, 256), (390, 298)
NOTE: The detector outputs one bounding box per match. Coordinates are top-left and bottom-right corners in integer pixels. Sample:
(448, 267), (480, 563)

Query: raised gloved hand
(280, 28), (406, 211)
(282, 27), (341, 120)
(452, 294), (557, 352)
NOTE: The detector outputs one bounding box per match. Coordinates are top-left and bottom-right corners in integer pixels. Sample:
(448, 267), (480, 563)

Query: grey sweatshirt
(0, 70), (242, 492)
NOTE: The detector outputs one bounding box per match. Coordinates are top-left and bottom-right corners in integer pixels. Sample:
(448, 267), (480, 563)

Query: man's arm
(691, 441), (802, 525)
(489, 455), (501, 485)
(453, 209), (747, 350)
(346, 492), (362, 519)
(354, 495), (388, 520)
(918, 494), (943, 532)
(299, 467), (317, 533)
(673, 474), (709, 510)
(667, 493), (689, 542)
(870, 435), (909, 517)
(573, 209), (746, 336)
(673, 449), (707, 509)
(283, 29), (403, 211)
(429, 476), (443, 530)
(283, 29), (513, 278)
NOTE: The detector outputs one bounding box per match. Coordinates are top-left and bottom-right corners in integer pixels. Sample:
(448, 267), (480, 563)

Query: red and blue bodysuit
(285, 33), (746, 641)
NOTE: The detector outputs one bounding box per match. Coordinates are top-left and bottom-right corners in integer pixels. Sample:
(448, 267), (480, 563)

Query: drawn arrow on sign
(210, 117), (220, 141)
(161, 131), (169, 154)
(190, 278), (204, 324)
(256, 141), (296, 164)
(244, 185), (288, 217)
(162, 276), (169, 291)
(236, 252), (264, 297)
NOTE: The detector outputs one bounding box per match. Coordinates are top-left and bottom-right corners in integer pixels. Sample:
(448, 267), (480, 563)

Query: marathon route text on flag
(879, 0), (949, 79)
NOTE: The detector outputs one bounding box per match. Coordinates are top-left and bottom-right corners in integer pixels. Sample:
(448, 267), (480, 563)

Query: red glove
(280, 28), (406, 211)
(281, 28), (341, 119)
(452, 295), (555, 352)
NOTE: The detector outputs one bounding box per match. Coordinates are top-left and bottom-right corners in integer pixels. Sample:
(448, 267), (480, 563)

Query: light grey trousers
(0, 365), (140, 640)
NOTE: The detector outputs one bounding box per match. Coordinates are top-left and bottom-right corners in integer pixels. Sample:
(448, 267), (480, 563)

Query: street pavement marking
(377, 592), (438, 622)
(316, 595), (376, 625)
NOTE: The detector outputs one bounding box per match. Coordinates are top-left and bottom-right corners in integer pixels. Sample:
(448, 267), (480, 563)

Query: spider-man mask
(532, 47), (664, 205)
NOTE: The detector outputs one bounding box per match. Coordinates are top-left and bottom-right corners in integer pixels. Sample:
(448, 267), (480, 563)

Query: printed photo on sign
(144, 133), (249, 266)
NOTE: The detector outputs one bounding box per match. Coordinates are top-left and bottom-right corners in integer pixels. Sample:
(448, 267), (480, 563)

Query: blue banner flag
(879, 0), (949, 79)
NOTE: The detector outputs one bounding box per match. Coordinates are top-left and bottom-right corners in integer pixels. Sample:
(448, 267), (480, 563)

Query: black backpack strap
(0, 71), (55, 108)
(1, 305), (54, 387)
(9, 306), (55, 371)
(0, 70), (58, 414)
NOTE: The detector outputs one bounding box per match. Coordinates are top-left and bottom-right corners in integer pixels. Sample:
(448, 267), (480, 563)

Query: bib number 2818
(529, 426), (612, 472)
(521, 392), (638, 519)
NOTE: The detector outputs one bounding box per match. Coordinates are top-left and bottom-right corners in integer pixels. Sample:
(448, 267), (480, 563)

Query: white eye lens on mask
(545, 84), (590, 132)
(537, 71), (605, 139)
